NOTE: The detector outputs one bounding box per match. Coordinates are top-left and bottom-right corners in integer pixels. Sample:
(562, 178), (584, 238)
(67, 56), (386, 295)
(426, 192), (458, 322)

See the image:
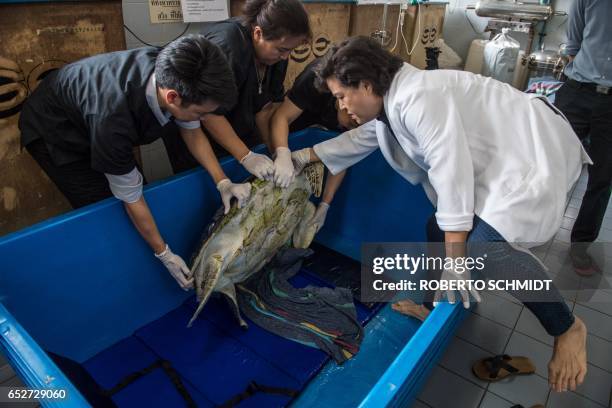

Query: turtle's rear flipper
(218, 284), (248, 329)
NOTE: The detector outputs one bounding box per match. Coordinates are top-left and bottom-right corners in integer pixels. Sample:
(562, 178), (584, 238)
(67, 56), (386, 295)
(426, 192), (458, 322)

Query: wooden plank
(404, 3), (446, 69)
(348, 4), (413, 61)
(349, 4), (402, 41)
(0, 1), (126, 236)
(346, 3), (446, 69)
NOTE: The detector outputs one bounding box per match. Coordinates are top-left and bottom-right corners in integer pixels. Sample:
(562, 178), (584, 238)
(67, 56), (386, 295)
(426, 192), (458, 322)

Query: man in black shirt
(270, 58), (358, 233)
(19, 35), (251, 290)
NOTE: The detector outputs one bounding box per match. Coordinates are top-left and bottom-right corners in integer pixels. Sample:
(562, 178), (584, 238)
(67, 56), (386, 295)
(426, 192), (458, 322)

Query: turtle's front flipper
(218, 284), (248, 329)
(292, 201), (317, 249)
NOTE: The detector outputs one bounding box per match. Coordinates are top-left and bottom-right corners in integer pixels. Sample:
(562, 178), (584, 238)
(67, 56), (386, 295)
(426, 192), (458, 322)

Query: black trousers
(25, 139), (113, 208)
(555, 81), (612, 243)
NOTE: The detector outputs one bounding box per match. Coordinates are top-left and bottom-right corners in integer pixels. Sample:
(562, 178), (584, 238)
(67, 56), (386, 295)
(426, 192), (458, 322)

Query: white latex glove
(216, 178), (251, 214)
(433, 263), (481, 309)
(309, 202), (330, 233)
(291, 148), (311, 175)
(273, 147), (295, 188)
(155, 244), (193, 290)
(240, 151), (274, 180)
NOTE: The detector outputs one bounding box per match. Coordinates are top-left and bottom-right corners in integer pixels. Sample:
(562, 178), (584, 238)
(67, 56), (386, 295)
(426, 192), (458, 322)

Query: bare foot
(548, 316), (588, 392)
(391, 299), (431, 321)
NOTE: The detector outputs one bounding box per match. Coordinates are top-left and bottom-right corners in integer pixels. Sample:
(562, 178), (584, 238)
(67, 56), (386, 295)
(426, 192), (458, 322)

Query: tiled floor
(414, 171), (612, 408)
(0, 353), (39, 408)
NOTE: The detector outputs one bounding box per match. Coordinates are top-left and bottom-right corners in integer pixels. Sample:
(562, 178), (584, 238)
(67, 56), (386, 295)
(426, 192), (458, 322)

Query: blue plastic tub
(0, 129), (466, 407)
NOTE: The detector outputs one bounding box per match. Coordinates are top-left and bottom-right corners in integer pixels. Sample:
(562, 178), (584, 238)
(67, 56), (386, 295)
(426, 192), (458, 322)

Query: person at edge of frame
(554, 0), (612, 276)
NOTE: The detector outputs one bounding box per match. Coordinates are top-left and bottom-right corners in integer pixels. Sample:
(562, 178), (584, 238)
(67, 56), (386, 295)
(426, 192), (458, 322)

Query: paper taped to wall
(149, 0), (183, 24)
(181, 0), (228, 23)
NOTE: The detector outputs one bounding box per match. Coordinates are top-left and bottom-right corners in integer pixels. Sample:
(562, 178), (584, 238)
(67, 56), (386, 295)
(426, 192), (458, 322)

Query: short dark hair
(314, 36), (404, 96)
(242, 0), (311, 41)
(155, 34), (237, 109)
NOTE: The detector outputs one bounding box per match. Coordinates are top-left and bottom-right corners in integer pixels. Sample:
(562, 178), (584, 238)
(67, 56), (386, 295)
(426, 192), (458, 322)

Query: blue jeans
(425, 214), (575, 337)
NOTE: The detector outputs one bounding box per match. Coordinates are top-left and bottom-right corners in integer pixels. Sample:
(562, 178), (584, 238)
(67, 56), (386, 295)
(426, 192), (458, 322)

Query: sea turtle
(188, 163), (324, 327)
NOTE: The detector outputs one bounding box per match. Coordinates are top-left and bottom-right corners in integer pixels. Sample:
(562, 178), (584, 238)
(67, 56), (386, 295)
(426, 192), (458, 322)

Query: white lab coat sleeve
(401, 90), (475, 232)
(312, 120), (379, 175)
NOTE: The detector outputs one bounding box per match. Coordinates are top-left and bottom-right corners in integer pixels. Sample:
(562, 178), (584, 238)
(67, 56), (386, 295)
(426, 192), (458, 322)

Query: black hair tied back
(242, 0), (311, 41)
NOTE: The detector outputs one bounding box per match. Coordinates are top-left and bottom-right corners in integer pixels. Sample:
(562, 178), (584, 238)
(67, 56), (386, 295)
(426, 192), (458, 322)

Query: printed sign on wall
(181, 0), (229, 23)
(149, 0), (184, 24)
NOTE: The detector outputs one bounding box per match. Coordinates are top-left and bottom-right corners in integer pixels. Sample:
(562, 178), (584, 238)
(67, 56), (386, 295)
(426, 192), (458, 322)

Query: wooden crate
(0, 1), (126, 236)
(404, 3), (446, 69)
(349, 3), (446, 69)
(285, 3), (351, 88)
(349, 4), (403, 44)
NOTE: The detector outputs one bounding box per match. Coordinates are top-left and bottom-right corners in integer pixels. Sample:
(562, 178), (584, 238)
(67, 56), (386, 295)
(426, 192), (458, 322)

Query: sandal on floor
(472, 354), (536, 381)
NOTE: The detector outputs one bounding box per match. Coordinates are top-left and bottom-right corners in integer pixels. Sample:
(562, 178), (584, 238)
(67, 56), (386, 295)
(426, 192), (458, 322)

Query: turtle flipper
(188, 254), (223, 327)
(218, 284), (248, 329)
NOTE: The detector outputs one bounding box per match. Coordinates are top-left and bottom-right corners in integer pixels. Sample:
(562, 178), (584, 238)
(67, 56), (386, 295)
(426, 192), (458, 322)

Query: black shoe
(569, 244), (599, 276)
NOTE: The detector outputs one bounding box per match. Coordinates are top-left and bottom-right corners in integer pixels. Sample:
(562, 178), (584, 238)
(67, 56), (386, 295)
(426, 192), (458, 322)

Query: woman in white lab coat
(292, 37), (591, 394)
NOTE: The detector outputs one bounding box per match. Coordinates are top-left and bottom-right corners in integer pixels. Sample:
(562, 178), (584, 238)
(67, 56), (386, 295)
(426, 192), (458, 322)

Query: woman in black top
(163, 0), (311, 179)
